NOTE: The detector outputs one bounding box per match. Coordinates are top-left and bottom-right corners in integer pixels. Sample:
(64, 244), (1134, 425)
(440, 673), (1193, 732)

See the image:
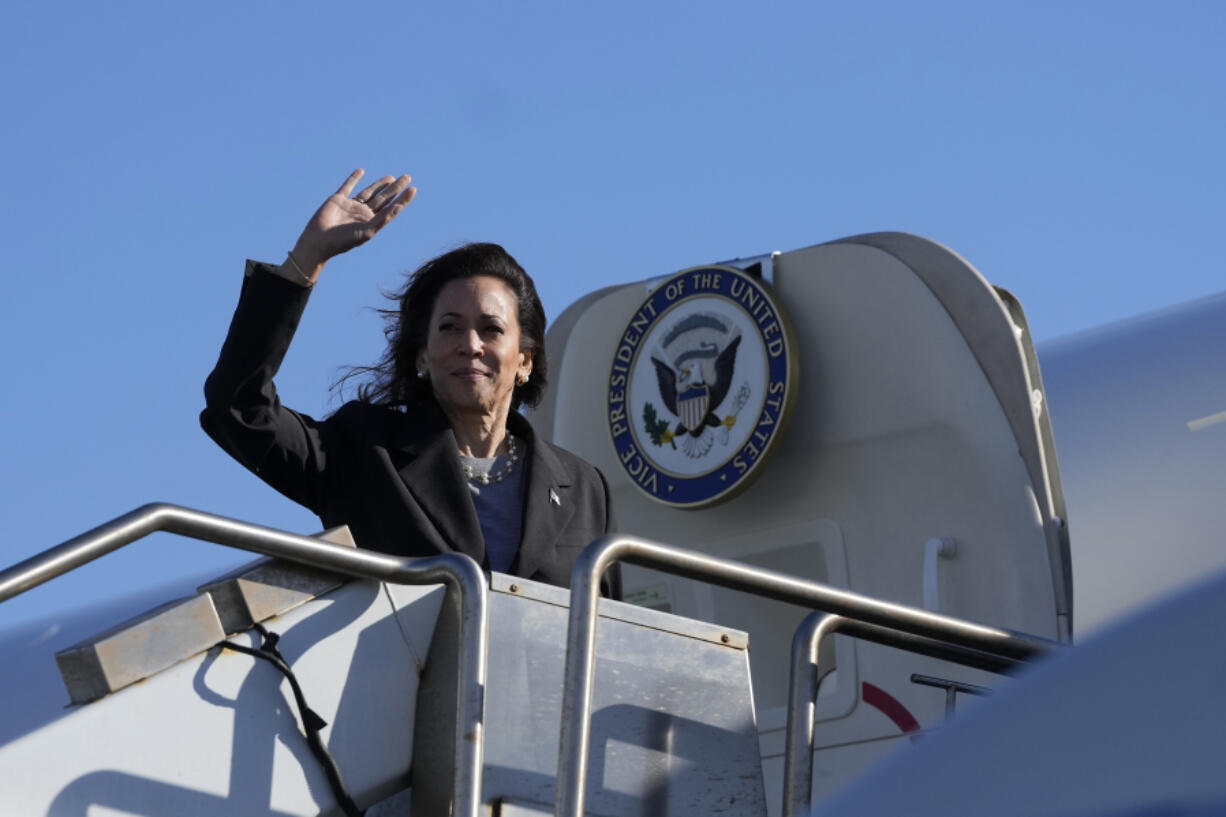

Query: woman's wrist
(275, 251), (313, 287)
(281, 238), (327, 286)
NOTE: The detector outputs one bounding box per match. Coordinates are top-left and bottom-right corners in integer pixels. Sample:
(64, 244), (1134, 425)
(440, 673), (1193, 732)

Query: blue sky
(1, 1), (1223, 627)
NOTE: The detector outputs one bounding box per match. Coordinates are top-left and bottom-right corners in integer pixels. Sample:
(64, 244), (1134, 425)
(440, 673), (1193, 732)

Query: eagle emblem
(607, 264), (796, 508)
(645, 312), (749, 458)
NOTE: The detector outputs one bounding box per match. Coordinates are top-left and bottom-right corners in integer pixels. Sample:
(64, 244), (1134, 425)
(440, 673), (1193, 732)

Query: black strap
(219, 623), (365, 817)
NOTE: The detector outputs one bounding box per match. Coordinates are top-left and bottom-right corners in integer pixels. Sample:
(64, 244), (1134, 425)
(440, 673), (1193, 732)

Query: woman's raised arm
(201, 168), (415, 510)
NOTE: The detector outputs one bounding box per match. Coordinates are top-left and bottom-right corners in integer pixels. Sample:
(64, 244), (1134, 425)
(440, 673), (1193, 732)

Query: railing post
(782, 614), (838, 817)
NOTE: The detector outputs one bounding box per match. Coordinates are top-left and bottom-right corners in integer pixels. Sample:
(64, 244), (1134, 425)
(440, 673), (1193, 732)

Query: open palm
(295, 169), (416, 267)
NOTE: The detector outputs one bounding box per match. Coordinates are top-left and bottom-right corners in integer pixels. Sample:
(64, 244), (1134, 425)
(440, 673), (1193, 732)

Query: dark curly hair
(336, 242), (548, 411)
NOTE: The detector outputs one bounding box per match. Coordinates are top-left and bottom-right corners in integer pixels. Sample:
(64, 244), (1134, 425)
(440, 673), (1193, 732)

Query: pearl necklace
(461, 435), (521, 485)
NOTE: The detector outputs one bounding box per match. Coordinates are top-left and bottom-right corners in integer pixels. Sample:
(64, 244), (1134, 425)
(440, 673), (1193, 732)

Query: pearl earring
(417, 369), (427, 380)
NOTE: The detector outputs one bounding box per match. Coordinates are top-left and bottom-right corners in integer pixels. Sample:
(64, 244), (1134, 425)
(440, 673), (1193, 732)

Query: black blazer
(201, 264), (618, 595)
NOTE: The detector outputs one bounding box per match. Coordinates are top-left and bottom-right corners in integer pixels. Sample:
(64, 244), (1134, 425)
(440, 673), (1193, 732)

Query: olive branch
(642, 402), (677, 449)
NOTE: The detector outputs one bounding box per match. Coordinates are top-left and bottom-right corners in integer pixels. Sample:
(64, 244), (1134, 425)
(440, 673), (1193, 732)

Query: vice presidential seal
(607, 266), (798, 507)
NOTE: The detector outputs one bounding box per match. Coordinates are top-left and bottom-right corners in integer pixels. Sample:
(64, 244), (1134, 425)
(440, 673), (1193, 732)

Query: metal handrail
(555, 534), (1059, 817)
(782, 613), (1047, 817)
(0, 503), (490, 817)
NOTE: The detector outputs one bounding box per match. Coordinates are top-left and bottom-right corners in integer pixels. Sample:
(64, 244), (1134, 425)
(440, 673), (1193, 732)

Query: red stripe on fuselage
(861, 681), (921, 733)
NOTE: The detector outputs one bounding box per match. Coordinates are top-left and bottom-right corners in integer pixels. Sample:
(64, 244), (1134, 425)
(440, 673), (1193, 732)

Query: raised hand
(290, 169), (417, 277)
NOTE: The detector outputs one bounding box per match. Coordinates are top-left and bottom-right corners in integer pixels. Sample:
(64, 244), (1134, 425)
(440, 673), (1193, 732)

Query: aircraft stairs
(0, 505), (1053, 817)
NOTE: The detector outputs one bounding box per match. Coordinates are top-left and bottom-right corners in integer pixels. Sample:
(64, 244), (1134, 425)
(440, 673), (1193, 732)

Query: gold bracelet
(285, 250), (315, 287)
